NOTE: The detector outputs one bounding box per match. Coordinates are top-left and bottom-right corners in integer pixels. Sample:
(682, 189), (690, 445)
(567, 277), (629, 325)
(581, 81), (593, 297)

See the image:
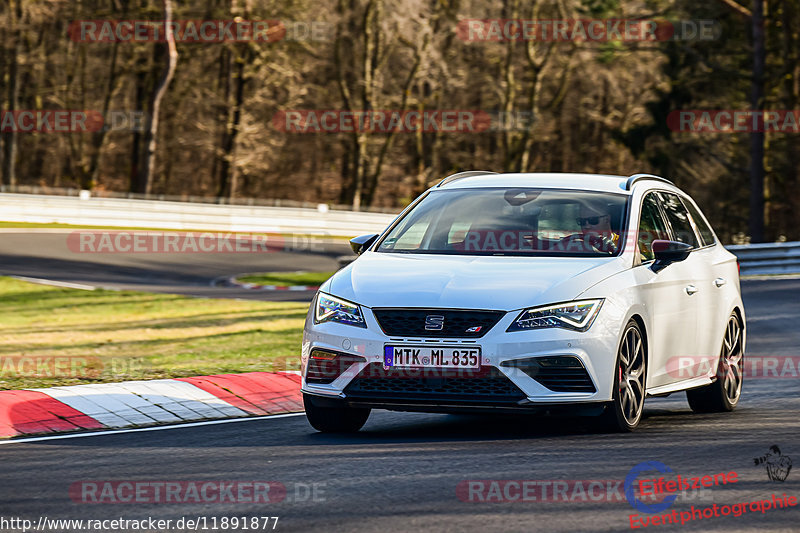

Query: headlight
(507, 299), (603, 332)
(314, 293), (367, 328)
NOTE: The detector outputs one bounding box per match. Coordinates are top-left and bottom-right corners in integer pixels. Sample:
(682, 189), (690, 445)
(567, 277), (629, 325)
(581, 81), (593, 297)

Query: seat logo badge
(424, 315), (445, 331)
(466, 326), (482, 333)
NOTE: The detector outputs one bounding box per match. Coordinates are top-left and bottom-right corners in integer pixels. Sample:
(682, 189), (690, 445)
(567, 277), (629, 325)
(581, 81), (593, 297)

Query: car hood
(325, 252), (624, 311)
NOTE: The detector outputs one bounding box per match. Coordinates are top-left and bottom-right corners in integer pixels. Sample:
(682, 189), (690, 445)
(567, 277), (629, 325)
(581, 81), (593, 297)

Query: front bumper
(302, 305), (620, 411)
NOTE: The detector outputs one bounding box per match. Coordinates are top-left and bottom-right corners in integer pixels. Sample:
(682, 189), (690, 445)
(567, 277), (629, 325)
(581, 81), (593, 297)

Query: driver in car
(561, 203), (620, 253)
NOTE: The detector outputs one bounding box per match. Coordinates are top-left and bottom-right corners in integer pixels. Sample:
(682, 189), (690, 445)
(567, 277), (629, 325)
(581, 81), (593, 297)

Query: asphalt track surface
(0, 233), (799, 532)
(0, 230), (350, 301)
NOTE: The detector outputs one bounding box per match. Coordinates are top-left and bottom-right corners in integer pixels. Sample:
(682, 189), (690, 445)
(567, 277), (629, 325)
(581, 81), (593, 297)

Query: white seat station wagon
(301, 172), (745, 432)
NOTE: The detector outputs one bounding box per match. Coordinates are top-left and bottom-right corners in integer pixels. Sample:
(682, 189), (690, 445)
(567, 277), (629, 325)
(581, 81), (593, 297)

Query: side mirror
(349, 234), (379, 255)
(651, 240), (693, 273)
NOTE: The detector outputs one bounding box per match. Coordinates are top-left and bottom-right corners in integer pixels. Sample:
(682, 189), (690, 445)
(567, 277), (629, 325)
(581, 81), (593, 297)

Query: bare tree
(334, 0), (441, 209)
(2, 0), (22, 186)
(749, 0), (766, 242)
(2, 0), (797, 240)
(137, 0), (179, 195)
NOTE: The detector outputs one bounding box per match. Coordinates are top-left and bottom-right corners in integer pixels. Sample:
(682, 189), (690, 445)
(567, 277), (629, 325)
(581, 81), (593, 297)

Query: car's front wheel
(687, 313), (743, 413)
(601, 319), (647, 432)
(303, 393), (371, 433)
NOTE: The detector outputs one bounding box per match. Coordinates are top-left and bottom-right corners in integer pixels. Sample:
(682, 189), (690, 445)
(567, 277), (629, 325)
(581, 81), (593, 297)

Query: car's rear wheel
(600, 320), (647, 432)
(303, 393), (370, 433)
(687, 313), (743, 413)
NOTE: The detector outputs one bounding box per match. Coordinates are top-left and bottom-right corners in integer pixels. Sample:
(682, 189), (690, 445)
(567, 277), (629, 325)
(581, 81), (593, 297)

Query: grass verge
(0, 277), (309, 390)
(235, 271), (337, 287)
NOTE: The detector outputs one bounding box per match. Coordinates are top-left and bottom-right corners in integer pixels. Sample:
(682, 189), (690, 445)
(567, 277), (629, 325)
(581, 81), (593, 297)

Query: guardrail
(0, 184), (398, 213)
(0, 193), (398, 237)
(727, 242), (800, 276)
(2, 191), (798, 275)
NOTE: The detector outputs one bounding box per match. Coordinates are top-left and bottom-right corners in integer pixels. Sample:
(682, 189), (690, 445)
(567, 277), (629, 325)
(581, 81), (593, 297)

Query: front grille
(372, 309), (504, 338)
(502, 356), (596, 393)
(343, 363), (526, 404)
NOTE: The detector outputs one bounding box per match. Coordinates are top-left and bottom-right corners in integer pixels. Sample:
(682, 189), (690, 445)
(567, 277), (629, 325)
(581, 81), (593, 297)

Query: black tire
(303, 393), (370, 433)
(687, 313), (743, 413)
(600, 319), (647, 432)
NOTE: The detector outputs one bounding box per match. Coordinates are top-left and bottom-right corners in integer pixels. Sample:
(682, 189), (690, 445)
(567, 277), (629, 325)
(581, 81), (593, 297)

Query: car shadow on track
(306, 408), (703, 445)
(20, 402), (760, 449)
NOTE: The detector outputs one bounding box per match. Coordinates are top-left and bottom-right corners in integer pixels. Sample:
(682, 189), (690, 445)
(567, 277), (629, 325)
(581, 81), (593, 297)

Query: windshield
(376, 188), (629, 256)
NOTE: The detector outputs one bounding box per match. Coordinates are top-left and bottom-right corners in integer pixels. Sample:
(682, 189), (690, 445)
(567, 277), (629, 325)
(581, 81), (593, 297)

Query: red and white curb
(0, 372), (302, 439)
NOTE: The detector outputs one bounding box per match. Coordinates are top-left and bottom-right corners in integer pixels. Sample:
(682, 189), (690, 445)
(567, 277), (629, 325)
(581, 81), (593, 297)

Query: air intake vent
(343, 363), (526, 404)
(502, 356), (596, 393)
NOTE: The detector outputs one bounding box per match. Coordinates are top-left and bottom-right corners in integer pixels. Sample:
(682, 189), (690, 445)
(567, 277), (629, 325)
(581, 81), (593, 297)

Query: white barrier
(0, 193), (397, 237)
(2, 192), (797, 274)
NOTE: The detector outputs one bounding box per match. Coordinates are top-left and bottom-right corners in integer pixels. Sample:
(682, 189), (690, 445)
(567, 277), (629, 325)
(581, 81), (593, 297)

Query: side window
(637, 193), (670, 262)
(657, 192), (699, 248)
(682, 198), (716, 246)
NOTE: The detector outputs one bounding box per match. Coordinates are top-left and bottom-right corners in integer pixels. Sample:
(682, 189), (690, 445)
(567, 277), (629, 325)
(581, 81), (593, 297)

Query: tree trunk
(749, 0), (766, 242)
(2, 47), (19, 187)
(500, 0), (519, 171)
(2, 0), (21, 187)
(139, 0), (179, 195)
(129, 50), (148, 193)
(351, 0), (378, 210)
(217, 49), (247, 199)
(87, 41), (121, 189)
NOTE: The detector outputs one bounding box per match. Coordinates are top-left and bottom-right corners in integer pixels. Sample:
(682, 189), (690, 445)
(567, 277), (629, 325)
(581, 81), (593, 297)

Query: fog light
(310, 349), (338, 360)
(306, 351), (366, 384)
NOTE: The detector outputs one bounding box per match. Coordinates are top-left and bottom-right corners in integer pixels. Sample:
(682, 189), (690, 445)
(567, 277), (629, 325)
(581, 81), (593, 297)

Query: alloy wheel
(618, 325), (646, 426)
(720, 315), (743, 404)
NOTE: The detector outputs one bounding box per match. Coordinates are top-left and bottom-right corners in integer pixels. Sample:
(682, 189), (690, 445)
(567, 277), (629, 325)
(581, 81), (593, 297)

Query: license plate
(384, 345), (481, 369)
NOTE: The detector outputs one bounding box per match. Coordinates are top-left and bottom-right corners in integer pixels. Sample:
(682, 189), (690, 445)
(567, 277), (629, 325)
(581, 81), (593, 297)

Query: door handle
(714, 278), (727, 287)
(685, 285), (699, 295)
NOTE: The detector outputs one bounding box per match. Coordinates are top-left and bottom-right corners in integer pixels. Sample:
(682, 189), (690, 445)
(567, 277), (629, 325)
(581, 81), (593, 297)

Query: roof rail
(436, 170), (498, 188)
(625, 173), (675, 191)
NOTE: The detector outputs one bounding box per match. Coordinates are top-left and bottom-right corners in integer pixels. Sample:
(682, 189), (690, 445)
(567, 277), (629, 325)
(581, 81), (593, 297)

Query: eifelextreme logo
(624, 461), (739, 514)
(625, 461), (678, 514)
